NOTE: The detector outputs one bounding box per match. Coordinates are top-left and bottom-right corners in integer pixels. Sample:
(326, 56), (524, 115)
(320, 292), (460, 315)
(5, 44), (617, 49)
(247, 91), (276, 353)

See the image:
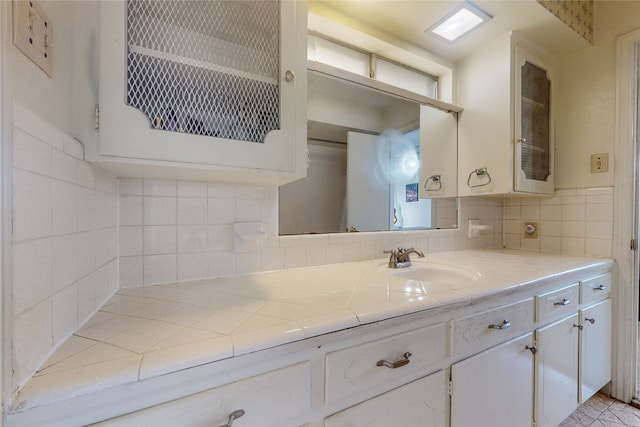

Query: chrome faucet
(383, 247), (424, 268)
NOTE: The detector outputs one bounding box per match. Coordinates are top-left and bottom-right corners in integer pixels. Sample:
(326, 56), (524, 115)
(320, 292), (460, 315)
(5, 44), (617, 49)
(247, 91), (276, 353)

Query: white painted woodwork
(457, 32), (554, 196)
(535, 314), (579, 427)
(450, 298), (534, 356)
(93, 1), (308, 185)
(346, 131), (391, 231)
(580, 273), (612, 305)
(535, 283), (579, 323)
(451, 333), (535, 427)
(324, 371), (447, 427)
(95, 363), (311, 427)
(325, 323), (446, 403)
(580, 299), (612, 403)
(419, 105), (458, 198)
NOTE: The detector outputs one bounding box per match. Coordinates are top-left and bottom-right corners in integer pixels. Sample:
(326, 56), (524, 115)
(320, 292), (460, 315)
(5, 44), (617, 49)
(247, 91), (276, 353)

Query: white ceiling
(311, 0), (590, 63)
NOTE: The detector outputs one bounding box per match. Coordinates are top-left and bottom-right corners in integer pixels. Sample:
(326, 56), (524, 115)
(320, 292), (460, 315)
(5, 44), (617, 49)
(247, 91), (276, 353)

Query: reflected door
(347, 131), (391, 232)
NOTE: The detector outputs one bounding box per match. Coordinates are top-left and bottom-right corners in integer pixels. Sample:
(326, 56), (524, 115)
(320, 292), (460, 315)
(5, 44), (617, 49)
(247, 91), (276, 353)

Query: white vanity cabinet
(91, 0), (307, 185)
(95, 363), (311, 427)
(325, 371), (447, 427)
(457, 32), (554, 197)
(580, 298), (612, 403)
(535, 314), (580, 427)
(451, 333), (535, 427)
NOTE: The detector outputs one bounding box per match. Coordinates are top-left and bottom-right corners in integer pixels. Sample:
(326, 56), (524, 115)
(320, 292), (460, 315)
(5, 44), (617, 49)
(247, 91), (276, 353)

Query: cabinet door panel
(325, 370), (446, 427)
(451, 333), (534, 427)
(97, 363), (311, 427)
(536, 313), (579, 427)
(581, 299), (612, 402)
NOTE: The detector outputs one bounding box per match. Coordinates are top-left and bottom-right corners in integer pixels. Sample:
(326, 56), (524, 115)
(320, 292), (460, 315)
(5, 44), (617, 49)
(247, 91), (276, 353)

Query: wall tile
(178, 226), (207, 253)
(144, 254), (178, 285)
(52, 234), (79, 293)
(77, 273), (97, 325)
(120, 256), (143, 288)
(77, 231), (97, 279)
(77, 187), (96, 232)
(144, 179), (176, 196)
(13, 169), (52, 241)
(207, 182), (235, 198)
(52, 284), (78, 344)
(178, 181), (207, 198)
(144, 226), (177, 255)
(143, 196), (177, 225)
(208, 252), (237, 278)
(13, 238), (53, 314)
(178, 198), (207, 225)
(178, 253), (208, 282)
(52, 149), (77, 183)
(208, 198), (235, 225)
(120, 226), (143, 257)
(52, 180), (78, 235)
(208, 225), (233, 251)
(13, 128), (52, 176)
(119, 178), (143, 195)
(13, 300), (53, 390)
(120, 196), (143, 226)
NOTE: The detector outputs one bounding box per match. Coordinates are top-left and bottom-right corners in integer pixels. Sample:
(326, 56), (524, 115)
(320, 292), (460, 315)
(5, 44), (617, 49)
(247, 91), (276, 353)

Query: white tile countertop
(13, 249), (613, 415)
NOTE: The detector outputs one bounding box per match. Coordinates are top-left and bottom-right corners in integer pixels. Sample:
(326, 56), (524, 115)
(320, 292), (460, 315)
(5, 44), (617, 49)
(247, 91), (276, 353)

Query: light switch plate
(13, 0), (53, 77)
(590, 153), (609, 173)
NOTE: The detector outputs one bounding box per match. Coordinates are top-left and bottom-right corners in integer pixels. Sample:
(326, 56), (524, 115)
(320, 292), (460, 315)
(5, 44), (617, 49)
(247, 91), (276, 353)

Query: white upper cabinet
(92, 0), (307, 185)
(457, 32), (555, 196)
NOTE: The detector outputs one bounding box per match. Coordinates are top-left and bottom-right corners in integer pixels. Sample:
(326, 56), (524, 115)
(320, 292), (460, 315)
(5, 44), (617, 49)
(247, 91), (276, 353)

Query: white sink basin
(381, 260), (480, 284)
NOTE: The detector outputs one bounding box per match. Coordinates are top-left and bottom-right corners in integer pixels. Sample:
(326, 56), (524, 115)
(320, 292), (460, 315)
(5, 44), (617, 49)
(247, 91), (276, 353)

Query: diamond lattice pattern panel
(126, 0), (280, 143)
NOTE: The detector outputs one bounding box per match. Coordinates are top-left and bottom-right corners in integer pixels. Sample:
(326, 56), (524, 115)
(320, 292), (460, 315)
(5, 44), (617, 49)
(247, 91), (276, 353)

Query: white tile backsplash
(503, 187), (614, 257)
(10, 103), (118, 391)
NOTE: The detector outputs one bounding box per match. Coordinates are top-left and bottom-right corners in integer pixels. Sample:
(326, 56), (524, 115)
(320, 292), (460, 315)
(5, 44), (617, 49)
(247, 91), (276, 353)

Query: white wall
(555, 1), (640, 189)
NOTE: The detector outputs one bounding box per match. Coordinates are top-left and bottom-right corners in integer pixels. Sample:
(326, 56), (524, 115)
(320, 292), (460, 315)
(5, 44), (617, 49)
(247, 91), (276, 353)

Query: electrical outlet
(590, 153), (609, 173)
(12, 0), (53, 77)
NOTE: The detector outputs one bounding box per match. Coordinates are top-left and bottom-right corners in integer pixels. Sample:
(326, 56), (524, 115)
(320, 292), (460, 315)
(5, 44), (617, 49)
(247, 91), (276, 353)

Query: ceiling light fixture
(427, 2), (492, 43)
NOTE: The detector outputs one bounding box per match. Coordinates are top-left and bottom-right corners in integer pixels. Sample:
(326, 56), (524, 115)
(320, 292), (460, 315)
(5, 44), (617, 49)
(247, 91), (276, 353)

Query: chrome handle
(526, 345), (537, 354)
(376, 352), (412, 369)
(553, 298), (571, 306)
(218, 410), (245, 427)
(585, 317), (596, 324)
(284, 70), (295, 82)
(488, 320), (511, 330)
(594, 284), (607, 291)
(467, 167), (492, 188)
(517, 137), (528, 143)
(574, 323), (584, 331)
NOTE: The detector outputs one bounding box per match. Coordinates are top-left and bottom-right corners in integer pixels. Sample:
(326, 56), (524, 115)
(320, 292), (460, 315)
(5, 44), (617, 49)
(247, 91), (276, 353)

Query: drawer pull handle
(574, 323), (584, 331)
(526, 345), (537, 354)
(218, 409), (245, 427)
(376, 352), (412, 369)
(594, 284), (607, 291)
(554, 298), (571, 306)
(284, 70), (295, 83)
(585, 317), (596, 324)
(488, 320), (511, 330)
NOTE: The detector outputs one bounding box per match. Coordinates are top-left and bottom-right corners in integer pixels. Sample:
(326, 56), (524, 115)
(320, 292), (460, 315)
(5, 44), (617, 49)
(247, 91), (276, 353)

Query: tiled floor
(560, 393), (640, 426)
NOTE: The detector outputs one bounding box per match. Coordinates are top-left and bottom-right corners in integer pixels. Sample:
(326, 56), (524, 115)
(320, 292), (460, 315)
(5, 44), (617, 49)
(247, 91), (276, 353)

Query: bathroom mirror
(279, 70), (458, 235)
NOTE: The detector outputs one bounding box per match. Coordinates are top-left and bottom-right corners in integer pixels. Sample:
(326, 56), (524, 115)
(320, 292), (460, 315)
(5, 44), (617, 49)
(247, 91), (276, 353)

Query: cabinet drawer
(325, 370), (447, 427)
(325, 323), (446, 404)
(536, 283), (579, 323)
(450, 299), (534, 356)
(580, 273), (611, 304)
(97, 363), (311, 427)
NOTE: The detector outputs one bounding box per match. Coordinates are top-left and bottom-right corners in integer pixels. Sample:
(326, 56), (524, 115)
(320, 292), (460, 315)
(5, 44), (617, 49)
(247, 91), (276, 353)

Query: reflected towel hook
(467, 167), (492, 188)
(424, 175), (442, 191)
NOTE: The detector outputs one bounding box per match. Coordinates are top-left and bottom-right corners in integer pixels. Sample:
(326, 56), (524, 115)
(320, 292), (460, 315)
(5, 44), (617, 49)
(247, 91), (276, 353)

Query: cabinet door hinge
(447, 380), (453, 396)
(632, 239), (637, 251)
(94, 104), (100, 131)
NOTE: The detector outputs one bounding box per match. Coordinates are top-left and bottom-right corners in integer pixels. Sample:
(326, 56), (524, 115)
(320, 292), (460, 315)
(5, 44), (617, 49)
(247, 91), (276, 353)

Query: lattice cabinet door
(97, 0), (307, 184)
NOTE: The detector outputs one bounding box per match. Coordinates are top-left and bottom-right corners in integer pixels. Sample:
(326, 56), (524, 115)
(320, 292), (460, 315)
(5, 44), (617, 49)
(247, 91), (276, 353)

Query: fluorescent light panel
(428, 2), (491, 42)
